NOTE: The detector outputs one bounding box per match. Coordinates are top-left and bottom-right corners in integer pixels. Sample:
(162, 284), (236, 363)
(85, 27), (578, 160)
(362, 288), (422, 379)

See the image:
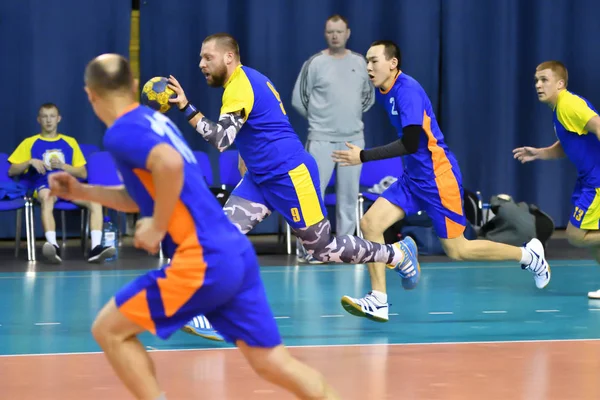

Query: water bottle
(101, 216), (118, 261)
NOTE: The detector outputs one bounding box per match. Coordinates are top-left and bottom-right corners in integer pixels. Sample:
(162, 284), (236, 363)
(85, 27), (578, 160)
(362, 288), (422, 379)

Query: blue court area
(1, 259), (600, 356)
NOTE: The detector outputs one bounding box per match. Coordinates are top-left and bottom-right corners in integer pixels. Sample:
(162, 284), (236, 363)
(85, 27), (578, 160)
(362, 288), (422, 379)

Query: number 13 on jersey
(267, 81), (287, 115)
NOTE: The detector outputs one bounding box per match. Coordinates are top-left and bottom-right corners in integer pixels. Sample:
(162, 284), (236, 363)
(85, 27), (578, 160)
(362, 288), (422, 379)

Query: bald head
(85, 54), (134, 95)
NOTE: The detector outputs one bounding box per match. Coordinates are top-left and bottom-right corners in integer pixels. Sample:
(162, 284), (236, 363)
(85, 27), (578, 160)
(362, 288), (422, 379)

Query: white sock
(154, 394), (167, 400)
(520, 247), (533, 265)
(371, 290), (388, 304)
(91, 230), (102, 248)
(45, 231), (57, 246)
(391, 244), (406, 265)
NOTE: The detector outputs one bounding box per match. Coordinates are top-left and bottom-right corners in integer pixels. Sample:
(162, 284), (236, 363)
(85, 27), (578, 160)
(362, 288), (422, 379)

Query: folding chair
(0, 153), (34, 261)
(193, 151), (214, 187)
(218, 150), (242, 189)
(86, 151), (126, 253)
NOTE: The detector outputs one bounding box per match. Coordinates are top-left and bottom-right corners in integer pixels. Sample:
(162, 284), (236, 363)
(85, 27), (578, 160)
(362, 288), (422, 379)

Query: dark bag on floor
(478, 194), (554, 247)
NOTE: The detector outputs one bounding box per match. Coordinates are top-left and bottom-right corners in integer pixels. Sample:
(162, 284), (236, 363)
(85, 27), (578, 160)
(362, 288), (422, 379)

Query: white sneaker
(522, 238), (551, 289)
(340, 292), (389, 322)
(588, 290), (600, 299)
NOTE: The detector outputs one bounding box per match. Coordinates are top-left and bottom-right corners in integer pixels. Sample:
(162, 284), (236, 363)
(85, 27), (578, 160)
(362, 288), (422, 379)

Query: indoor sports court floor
(1, 234), (600, 399)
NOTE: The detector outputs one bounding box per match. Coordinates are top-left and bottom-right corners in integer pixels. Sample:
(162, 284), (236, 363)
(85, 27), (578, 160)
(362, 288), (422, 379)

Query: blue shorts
(114, 240), (282, 348)
(232, 153), (327, 229)
(382, 168), (467, 239)
(570, 180), (600, 230)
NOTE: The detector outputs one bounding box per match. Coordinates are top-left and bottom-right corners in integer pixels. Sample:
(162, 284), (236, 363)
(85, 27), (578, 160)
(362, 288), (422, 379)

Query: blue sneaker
(181, 315), (224, 342)
(387, 236), (420, 290)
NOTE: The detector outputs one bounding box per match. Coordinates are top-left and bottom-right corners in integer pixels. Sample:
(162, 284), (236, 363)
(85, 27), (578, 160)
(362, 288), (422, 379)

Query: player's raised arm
(168, 77), (246, 153)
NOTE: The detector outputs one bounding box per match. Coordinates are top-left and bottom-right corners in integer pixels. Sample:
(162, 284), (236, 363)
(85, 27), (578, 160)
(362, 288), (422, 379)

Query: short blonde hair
(536, 61), (568, 88)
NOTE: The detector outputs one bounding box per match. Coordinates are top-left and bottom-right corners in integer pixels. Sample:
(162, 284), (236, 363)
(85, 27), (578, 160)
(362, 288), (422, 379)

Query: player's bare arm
(513, 141), (565, 163)
(48, 172), (139, 213)
(145, 143), (184, 233)
(585, 115), (600, 141)
(57, 162), (87, 180)
(8, 159), (46, 176)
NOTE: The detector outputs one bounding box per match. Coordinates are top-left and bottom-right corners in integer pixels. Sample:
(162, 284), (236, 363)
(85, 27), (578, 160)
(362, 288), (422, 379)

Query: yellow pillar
(129, 10), (140, 99)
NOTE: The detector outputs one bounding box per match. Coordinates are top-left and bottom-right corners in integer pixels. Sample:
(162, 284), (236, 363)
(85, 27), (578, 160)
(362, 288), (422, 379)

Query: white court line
(34, 322), (60, 326)
(429, 312), (453, 315)
(589, 309), (600, 311)
(483, 311), (507, 314)
(274, 316), (290, 319)
(0, 261), (594, 280)
(4, 338), (600, 358)
(535, 310), (560, 313)
(389, 313), (399, 316)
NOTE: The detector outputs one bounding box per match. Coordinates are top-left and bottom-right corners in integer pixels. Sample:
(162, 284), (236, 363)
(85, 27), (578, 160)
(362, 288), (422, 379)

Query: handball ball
(141, 77), (176, 113)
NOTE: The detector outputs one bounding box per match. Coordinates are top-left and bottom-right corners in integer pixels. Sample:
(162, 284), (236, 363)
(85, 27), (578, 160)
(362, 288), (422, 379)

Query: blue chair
(356, 157), (403, 237)
(193, 151), (214, 187)
(79, 143), (100, 160)
(86, 151), (126, 250)
(0, 153), (34, 260)
(218, 150), (242, 189)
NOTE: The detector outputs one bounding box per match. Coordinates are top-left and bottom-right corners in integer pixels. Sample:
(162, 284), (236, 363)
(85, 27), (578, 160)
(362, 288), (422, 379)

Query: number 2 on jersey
(267, 81), (287, 115)
(389, 97), (398, 115)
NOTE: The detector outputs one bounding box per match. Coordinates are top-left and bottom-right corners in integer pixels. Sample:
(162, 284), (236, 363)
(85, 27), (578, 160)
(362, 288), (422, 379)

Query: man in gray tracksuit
(292, 14), (375, 262)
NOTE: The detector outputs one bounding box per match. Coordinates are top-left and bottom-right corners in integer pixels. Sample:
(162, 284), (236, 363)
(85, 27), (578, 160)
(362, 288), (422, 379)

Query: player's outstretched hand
(331, 142), (363, 166)
(134, 217), (165, 255)
(48, 172), (84, 201)
(512, 146), (540, 163)
(167, 75), (189, 110)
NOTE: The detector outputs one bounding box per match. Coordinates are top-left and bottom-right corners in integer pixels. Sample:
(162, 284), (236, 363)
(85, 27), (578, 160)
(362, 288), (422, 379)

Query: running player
(166, 34), (421, 330)
(48, 53), (339, 400)
(332, 40), (550, 322)
(513, 60), (600, 299)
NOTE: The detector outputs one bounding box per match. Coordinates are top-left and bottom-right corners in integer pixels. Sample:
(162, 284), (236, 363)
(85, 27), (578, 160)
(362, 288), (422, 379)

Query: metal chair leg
(286, 223), (292, 255)
(356, 194), (365, 238)
(25, 199), (35, 261)
(15, 208), (22, 258)
(61, 210), (67, 247)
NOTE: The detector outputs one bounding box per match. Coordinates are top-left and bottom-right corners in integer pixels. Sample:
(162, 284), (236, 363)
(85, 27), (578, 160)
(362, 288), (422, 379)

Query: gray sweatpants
(306, 139), (364, 235)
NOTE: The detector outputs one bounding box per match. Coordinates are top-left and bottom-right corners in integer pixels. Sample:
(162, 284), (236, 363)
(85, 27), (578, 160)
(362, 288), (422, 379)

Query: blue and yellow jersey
(375, 72), (459, 179)
(8, 134), (86, 187)
(104, 104), (250, 259)
(553, 90), (600, 187)
(221, 65), (305, 182)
